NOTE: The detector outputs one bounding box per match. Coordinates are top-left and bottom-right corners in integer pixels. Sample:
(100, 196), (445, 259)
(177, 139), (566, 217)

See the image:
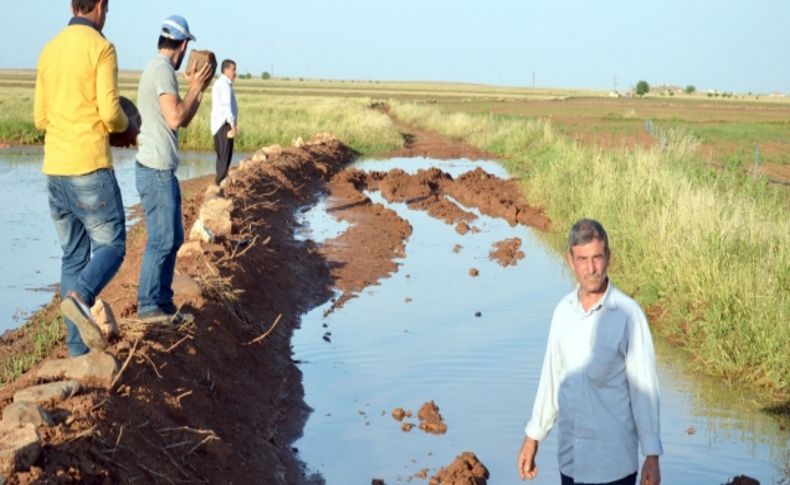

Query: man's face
(225, 64), (237, 82)
(566, 239), (609, 294)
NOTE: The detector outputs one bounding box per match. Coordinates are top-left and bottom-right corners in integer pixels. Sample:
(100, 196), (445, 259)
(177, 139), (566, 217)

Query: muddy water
(293, 158), (789, 484)
(0, 147), (244, 333)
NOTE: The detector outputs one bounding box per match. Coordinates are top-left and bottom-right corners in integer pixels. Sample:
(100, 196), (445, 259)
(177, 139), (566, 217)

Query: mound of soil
(429, 452), (489, 485)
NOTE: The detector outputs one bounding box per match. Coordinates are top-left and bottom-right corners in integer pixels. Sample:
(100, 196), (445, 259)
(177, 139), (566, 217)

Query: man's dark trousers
(213, 122), (234, 185)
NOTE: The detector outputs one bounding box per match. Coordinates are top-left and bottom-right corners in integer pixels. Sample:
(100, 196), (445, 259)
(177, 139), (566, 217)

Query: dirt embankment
(0, 137), (356, 484)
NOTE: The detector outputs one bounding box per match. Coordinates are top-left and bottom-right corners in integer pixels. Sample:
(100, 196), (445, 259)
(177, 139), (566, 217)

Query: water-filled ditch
(0, 147), (245, 332)
(293, 157), (789, 484)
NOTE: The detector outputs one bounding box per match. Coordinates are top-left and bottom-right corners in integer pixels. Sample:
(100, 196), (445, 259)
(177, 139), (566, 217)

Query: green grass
(390, 101), (790, 393)
(0, 310), (63, 387)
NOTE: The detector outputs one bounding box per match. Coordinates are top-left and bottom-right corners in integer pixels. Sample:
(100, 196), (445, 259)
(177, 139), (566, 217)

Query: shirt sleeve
(625, 308), (663, 456)
(33, 50), (48, 131)
(525, 314), (562, 441)
(95, 42), (128, 133)
(155, 63), (179, 97)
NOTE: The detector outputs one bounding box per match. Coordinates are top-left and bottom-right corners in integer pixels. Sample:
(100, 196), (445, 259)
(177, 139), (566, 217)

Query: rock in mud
(469, 268), (479, 277)
(13, 380), (81, 405)
(172, 274), (202, 297)
(418, 401), (447, 434)
(91, 299), (119, 340)
(429, 451), (489, 485)
(177, 240), (203, 259)
(35, 353), (118, 388)
(0, 424), (42, 478)
(189, 219), (216, 243)
(262, 144), (283, 157)
(1, 403), (53, 430)
(455, 222), (470, 235)
(200, 197), (234, 237)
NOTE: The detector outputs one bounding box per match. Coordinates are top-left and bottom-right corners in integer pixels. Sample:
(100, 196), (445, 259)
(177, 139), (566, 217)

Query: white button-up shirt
(525, 282), (663, 483)
(210, 74), (238, 135)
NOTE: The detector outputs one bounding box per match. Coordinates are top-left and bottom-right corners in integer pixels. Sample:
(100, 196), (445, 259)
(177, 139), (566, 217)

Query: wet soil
(429, 451), (489, 485)
(0, 117), (551, 482)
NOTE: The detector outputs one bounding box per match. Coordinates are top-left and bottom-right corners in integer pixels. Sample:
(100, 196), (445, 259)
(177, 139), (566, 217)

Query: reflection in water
(0, 146), (246, 333)
(293, 158), (789, 484)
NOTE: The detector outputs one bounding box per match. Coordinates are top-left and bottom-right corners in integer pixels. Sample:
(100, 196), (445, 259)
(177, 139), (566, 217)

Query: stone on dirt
(251, 151), (268, 163)
(0, 424), (42, 478)
(177, 240), (203, 259)
(91, 299), (118, 340)
(189, 219), (216, 243)
(262, 144), (283, 157)
(172, 274), (202, 297)
(199, 198), (233, 237)
(13, 380), (81, 405)
(36, 353), (118, 387)
(292, 136), (305, 148)
(205, 183), (221, 199)
(1, 403), (53, 430)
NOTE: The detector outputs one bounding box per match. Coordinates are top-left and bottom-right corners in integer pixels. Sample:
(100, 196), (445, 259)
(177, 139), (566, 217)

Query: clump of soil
(490, 238), (525, 267)
(469, 268), (479, 277)
(391, 407), (412, 421)
(429, 452), (489, 485)
(418, 401), (447, 435)
(453, 244), (463, 254)
(456, 222), (471, 235)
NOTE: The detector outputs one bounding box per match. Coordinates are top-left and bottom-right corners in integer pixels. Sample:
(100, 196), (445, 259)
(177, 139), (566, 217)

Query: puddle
(0, 146), (246, 333)
(293, 158), (789, 484)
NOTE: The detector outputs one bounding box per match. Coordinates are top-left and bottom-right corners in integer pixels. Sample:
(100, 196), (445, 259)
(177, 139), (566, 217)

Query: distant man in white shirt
(517, 219), (662, 485)
(210, 58), (238, 186)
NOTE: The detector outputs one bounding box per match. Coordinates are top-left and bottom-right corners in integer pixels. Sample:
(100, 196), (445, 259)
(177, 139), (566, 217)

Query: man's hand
(640, 455), (660, 485)
(517, 437), (539, 480)
(185, 62), (213, 93)
(228, 125), (237, 139)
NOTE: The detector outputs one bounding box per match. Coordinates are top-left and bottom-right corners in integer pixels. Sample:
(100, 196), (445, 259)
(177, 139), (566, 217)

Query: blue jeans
(48, 169), (126, 356)
(135, 162), (184, 315)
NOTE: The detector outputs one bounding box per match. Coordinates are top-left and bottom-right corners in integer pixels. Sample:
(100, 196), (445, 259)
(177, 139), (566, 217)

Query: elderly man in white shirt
(518, 219), (662, 485)
(210, 58), (238, 186)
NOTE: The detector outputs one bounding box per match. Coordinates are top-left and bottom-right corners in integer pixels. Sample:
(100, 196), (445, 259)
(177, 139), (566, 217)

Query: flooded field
(293, 158), (789, 484)
(0, 147), (245, 333)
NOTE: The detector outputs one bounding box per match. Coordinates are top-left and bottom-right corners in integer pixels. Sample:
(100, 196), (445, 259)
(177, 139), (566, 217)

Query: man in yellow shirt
(34, 0), (134, 356)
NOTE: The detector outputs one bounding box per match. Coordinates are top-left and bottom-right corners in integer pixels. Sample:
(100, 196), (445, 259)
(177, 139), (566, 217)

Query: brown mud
(0, 117), (551, 483)
(489, 238), (525, 267)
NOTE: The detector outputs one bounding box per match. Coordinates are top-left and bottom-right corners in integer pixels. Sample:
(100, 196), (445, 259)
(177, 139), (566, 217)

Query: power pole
(614, 75), (618, 93)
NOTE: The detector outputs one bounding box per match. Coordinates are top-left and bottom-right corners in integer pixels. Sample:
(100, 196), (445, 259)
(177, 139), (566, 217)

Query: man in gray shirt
(135, 14), (211, 322)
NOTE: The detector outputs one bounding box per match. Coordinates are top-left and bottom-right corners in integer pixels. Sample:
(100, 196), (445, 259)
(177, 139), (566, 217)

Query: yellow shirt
(34, 20), (128, 176)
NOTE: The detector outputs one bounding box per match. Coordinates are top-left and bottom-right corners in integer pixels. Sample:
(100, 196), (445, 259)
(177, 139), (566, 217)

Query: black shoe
(138, 306), (194, 325)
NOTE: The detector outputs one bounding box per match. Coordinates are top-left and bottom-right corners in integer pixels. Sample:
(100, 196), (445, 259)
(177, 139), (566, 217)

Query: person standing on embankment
(517, 219), (663, 485)
(34, 0), (137, 356)
(134, 14), (212, 323)
(210, 58), (239, 188)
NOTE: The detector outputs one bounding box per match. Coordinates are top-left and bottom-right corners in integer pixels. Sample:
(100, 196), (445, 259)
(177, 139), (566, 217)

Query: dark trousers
(213, 122), (234, 185)
(561, 472), (637, 485)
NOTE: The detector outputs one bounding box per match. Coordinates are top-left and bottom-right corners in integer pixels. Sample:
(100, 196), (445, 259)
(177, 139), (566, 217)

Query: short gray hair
(568, 219), (609, 254)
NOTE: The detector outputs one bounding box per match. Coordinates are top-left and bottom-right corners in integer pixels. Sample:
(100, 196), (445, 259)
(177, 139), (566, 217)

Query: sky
(1, 0), (788, 93)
